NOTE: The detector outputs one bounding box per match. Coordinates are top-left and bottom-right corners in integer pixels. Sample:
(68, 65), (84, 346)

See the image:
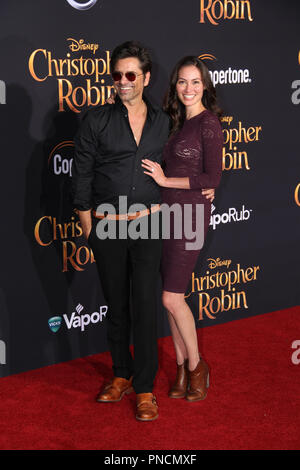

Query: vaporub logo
(198, 54), (252, 87)
(0, 80), (6, 104)
(210, 203), (252, 230)
(0, 340), (6, 365)
(66, 0), (98, 10)
(48, 316), (62, 333)
(48, 303), (108, 333)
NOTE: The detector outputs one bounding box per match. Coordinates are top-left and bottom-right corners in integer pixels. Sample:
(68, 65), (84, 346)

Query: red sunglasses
(112, 71), (144, 82)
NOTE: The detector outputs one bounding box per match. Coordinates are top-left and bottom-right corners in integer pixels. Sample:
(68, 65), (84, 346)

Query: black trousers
(88, 215), (162, 394)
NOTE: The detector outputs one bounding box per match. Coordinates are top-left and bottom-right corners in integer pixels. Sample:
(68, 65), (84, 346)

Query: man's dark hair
(110, 41), (152, 75)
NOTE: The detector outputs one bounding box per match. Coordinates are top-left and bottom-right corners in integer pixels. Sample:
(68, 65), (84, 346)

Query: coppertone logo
(48, 303), (108, 333)
(0, 340), (6, 365)
(66, 0), (98, 10)
(210, 203), (252, 230)
(199, 0), (254, 25)
(199, 54), (252, 87)
(0, 80), (6, 104)
(48, 141), (74, 177)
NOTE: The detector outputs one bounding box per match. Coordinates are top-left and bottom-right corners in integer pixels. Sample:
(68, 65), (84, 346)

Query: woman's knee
(162, 291), (184, 314)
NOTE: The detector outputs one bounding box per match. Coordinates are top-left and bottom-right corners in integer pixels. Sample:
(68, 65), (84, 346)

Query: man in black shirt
(72, 41), (170, 421)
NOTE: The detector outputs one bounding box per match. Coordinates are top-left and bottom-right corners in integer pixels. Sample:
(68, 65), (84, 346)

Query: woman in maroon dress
(142, 56), (223, 402)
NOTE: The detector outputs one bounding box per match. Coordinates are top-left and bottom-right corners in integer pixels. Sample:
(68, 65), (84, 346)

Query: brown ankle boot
(186, 358), (210, 402)
(168, 359), (188, 398)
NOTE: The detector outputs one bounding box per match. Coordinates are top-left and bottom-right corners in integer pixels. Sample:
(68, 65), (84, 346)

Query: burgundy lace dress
(161, 110), (223, 293)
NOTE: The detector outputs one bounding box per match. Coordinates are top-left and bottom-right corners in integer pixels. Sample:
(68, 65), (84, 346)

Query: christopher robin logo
(34, 214), (95, 272)
(185, 257), (260, 319)
(28, 38), (114, 112)
(221, 116), (262, 171)
(199, 0), (254, 25)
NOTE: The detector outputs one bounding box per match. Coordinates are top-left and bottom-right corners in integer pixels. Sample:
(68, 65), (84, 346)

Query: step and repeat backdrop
(0, 0), (299, 377)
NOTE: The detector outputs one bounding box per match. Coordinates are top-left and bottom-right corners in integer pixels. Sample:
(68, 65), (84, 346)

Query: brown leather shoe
(168, 359), (188, 398)
(96, 376), (133, 402)
(186, 358), (210, 402)
(136, 393), (158, 421)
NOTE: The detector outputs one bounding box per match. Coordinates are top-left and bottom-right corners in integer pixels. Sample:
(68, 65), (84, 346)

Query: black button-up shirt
(72, 95), (170, 212)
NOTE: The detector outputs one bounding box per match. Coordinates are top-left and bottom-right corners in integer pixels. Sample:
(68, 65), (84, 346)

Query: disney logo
(207, 257), (232, 269)
(67, 38), (99, 55)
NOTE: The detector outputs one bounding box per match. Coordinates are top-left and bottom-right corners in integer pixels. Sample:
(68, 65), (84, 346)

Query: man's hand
(202, 188), (215, 202)
(83, 227), (92, 240)
(78, 210), (92, 241)
(106, 89), (116, 105)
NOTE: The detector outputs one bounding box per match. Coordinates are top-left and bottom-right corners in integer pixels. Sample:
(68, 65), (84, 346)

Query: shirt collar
(115, 94), (157, 122)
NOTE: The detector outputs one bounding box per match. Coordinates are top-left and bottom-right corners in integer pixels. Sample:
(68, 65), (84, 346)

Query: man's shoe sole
(96, 386), (134, 403)
(136, 413), (159, 422)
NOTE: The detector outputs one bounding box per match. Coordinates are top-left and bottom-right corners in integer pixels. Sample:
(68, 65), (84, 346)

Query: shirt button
(132, 186), (136, 190)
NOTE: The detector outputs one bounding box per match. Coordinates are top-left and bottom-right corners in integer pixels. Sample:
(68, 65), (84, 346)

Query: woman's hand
(142, 159), (167, 187)
(202, 188), (215, 202)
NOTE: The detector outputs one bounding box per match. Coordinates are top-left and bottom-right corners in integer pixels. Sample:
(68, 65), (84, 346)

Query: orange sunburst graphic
(298, 50), (300, 65)
(198, 54), (217, 61)
(48, 141), (74, 165)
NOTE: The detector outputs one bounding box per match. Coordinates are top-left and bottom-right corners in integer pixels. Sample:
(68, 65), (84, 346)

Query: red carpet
(0, 306), (299, 450)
